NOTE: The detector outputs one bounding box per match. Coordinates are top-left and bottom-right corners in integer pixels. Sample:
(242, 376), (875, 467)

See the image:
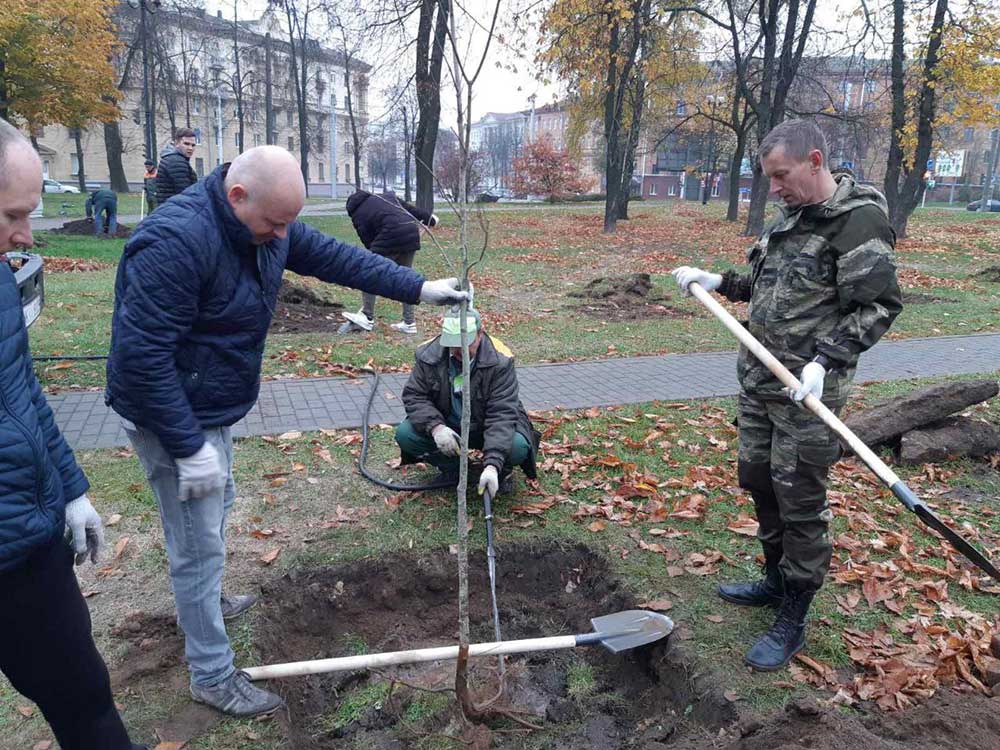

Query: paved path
(48, 332), (1000, 451)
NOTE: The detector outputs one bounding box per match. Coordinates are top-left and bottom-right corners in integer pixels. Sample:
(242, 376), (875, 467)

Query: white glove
(65, 494), (105, 565)
(176, 441), (225, 502)
(792, 361), (826, 402)
(672, 266), (722, 296)
(419, 278), (469, 306)
(478, 465), (499, 497)
(429, 213), (439, 228)
(432, 424), (461, 457)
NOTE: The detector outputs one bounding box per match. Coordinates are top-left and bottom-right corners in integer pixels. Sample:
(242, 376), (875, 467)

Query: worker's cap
(144, 159), (155, 167)
(440, 306), (481, 347)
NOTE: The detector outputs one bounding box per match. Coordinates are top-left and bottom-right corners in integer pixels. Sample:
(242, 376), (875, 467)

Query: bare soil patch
(49, 218), (133, 238)
(270, 279), (345, 334)
(568, 273), (691, 321)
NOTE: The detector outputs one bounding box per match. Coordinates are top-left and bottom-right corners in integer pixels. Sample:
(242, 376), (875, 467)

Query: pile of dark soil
(568, 273), (689, 321)
(49, 218), (132, 239)
(108, 544), (1000, 749)
(271, 279), (345, 333)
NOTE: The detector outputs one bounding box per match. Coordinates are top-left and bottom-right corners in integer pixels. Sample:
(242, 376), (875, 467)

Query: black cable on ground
(33, 355), (108, 361)
(358, 368), (456, 492)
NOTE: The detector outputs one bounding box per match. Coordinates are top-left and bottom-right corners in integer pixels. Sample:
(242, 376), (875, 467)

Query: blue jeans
(94, 203), (117, 235)
(124, 424), (236, 688)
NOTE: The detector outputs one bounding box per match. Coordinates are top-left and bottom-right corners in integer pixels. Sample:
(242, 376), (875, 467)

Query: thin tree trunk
(726, 132), (746, 222)
(73, 130), (87, 193)
(414, 0), (449, 213)
(104, 119), (129, 192)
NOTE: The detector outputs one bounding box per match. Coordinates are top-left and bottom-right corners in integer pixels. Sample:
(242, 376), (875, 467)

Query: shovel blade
(590, 609), (674, 653)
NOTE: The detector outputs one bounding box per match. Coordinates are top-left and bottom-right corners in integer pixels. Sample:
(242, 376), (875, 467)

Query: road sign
(935, 150), (966, 178)
(840, 160), (854, 169)
(926, 158), (935, 170)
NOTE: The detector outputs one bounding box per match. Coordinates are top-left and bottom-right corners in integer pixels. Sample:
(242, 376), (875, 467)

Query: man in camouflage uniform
(672, 119), (902, 670)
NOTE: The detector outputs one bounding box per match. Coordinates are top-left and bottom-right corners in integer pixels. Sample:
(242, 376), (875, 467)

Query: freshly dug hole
(253, 543), (736, 748)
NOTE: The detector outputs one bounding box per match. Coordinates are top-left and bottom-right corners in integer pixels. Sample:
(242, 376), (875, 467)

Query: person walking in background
(156, 127), (198, 205)
(341, 189), (439, 335)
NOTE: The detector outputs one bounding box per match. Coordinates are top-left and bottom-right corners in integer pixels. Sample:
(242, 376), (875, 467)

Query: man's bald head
(224, 146), (306, 245)
(0, 117), (42, 252)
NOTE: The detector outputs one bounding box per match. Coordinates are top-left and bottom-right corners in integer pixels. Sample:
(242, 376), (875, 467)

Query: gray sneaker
(190, 670), (284, 717)
(221, 593), (258, 620)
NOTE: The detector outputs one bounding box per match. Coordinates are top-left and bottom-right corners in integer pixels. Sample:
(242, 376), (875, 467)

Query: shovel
(243, 609), (674, 681)
(481, 485), (504, 673)
(687, 281), (1000, 582)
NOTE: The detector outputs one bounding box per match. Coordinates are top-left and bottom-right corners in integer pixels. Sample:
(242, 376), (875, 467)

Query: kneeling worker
(396, 307), (540, 496)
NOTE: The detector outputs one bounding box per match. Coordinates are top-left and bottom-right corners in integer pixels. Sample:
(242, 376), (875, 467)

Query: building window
(711, 179), (721, 197)
(668, 182), (676, 197)
(316, 134), (324, 150)
(193, 127), (203, 145)
(675, 101), (686, 116)
(318, 162), (325, 181)
(865, 79), (876, 93)
(286, 110), (293, 127)
(193, 97), (201, 115)
(345, 162), (351, 182)
(195, 157), (205, 177)
(253, 133), (262, 147)
(70, 153), (80, 176)
(235, 133), (240, 148)
(288, 136), (295, 151)
(964, 127), (975, 143)
(648, 182), (657, 196)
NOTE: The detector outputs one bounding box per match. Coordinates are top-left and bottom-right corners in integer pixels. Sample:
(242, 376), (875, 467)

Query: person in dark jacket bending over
(105, 145), (468, 718)
(156, 127), (198, 205)
(673, 119), (902, 671)
(0, 118), (146, 750)
(396, 307), (539, 496)
(341, 189), (439, 335)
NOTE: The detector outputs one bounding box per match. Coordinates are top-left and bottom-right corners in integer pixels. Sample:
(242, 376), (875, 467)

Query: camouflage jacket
(718, 174), (903, 398)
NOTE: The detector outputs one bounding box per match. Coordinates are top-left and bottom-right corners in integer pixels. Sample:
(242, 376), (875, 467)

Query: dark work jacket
(156, 145), (197, 205)
(106, 165), (426, 459)
(346, 190), (434, 257)
(401, 334), (539, 477)
(0, 264), (89, 572)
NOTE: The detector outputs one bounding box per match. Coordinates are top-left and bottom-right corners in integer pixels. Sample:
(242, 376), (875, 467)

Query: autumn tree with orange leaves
(510, 135), (593, 202)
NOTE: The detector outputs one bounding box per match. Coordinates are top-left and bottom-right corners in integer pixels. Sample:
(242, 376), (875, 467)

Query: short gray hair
(759, 119), (828, 165)
(0, 117), (33, 190)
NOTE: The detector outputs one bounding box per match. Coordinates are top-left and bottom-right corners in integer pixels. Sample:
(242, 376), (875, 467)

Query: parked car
(966, 199), (1000, 212)
(42, 178), (79, 194)
(4, 252), (44, 327)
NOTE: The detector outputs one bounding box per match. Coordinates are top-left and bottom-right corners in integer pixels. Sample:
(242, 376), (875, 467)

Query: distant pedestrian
(341, 189), (438, 335)
(143, 159), (158, 214)
(156, 127), (197, 205)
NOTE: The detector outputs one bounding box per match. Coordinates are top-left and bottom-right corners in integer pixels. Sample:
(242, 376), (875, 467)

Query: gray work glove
(419, 278), (469, 306)
(478, 465), (498, 497)
(671, 266), (722, 296)
(65, 494), (105, 565)
(791, 361), (826, 403)
(431, 424), (461, 457)
(176, 441), (225, 502)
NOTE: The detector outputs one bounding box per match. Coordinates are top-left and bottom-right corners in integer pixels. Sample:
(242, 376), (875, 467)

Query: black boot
(718, 548), (784, 607)
(744, 583), (815, 671)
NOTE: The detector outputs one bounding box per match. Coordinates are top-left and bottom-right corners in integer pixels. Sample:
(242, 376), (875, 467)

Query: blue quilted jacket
(106, 165), (426, 458)
(0, 263), (89, 573)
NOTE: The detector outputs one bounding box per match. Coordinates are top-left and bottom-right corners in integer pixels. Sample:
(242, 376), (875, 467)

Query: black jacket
(156, 145), (197, 205)
(346, 190), (434, 257)
(401, 334), (539, 477)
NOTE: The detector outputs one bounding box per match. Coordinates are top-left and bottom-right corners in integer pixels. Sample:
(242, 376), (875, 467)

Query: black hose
(358, 368), (455, 491)
(34, 355), (108, 361)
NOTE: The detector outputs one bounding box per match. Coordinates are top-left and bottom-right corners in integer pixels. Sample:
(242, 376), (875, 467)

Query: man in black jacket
(156, 127), (198, 205)
(396, 307), (539, 495)
(342, 189), (438, 335)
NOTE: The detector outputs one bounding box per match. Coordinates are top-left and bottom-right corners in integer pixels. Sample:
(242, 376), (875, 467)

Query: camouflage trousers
(737, 391), (847, 590)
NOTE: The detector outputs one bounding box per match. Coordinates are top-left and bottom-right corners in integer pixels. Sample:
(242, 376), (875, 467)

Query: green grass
(566, 661), (597, 700)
